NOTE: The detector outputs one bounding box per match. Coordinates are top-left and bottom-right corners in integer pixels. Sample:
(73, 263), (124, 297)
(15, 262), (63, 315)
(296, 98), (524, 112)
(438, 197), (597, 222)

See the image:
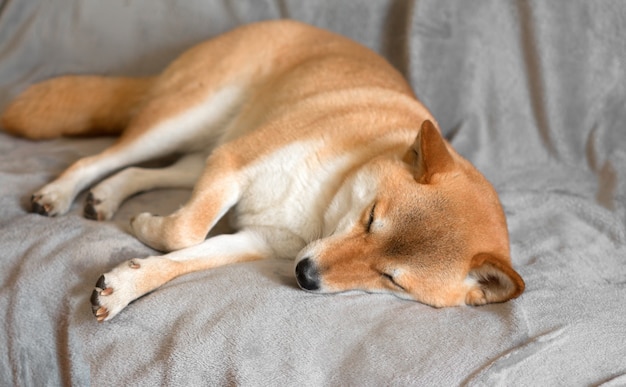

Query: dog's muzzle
(295, 258), (320, 291)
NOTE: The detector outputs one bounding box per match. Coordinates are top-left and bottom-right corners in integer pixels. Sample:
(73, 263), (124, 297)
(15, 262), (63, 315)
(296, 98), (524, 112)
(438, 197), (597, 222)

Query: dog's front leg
(91, 229), (271, 322)
(130, 152), (243, 252)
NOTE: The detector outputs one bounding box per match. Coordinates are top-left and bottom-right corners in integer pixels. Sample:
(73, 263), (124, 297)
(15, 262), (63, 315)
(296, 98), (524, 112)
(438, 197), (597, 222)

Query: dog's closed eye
(381, 272), (405, 290)
(366, 203), (376, 232)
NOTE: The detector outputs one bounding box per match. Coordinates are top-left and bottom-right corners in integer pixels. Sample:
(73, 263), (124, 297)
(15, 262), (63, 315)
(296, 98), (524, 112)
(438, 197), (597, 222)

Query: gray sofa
(1, 1), (625, 385)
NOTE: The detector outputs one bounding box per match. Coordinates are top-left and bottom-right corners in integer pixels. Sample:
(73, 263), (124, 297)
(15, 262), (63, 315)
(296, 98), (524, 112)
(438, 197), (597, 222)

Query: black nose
(295, 258), (320, 291)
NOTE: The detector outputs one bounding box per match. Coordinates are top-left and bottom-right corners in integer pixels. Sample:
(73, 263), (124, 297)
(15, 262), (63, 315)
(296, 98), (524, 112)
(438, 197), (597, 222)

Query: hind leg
(30, 144), (144, 217)
(84, 152), (206, 221)
(30, 85), (243, 217)
(31, 141), (181, 217)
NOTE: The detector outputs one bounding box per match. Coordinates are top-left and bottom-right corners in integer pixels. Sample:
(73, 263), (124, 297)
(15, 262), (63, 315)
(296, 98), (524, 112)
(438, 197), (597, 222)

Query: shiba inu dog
(1, 20), (524, 321)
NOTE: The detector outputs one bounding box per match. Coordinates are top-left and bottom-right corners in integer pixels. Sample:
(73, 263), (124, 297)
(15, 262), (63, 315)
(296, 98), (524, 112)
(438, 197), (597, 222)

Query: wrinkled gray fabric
(1, 0), (625, 385)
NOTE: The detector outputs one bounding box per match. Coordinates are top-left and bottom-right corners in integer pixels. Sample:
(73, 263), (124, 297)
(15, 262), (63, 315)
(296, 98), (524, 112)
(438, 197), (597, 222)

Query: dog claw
(86, 192), (102, 206)
(31, 195), (52, 216)
(92, 292), (110, 322)
(91, 275), (113, 321)
(129, 260), (140, 269)
(100, 287), (113, 296)
(95, 307), (109, 321)
(84, 192), (105, 221)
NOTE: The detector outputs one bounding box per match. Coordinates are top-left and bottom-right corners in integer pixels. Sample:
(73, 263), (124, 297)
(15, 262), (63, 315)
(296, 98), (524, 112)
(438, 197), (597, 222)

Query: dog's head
(295, 120), (524, 307)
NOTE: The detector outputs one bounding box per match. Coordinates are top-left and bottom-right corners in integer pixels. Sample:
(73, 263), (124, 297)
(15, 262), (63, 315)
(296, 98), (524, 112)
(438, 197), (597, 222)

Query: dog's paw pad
(84, 191), (113, 221)
(83, 203), (100, 220)
(91, 275), (115, 322)
(31, 194), (54, 216)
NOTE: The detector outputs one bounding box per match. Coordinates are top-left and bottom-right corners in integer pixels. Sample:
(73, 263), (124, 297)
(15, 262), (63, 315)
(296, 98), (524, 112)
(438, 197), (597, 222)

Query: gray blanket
(1, 0), (625, 385)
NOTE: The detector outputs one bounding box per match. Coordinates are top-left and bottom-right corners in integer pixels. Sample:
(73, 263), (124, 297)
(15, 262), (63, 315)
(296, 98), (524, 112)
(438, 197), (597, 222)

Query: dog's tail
(1, 76), (154, 139)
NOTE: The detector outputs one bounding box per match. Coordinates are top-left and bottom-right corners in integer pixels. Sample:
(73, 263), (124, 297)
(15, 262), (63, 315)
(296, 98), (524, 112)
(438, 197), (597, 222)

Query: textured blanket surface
(1, 0), (625, 385)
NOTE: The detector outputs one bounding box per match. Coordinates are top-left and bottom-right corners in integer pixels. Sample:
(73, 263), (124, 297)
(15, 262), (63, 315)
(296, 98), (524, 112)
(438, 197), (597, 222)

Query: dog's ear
(465, 253), (525, 305)
(404, 120), (455, 183)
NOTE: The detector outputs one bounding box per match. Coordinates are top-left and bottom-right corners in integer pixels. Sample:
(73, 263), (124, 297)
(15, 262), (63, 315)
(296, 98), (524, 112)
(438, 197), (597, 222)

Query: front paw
(90, 259), (143, 322)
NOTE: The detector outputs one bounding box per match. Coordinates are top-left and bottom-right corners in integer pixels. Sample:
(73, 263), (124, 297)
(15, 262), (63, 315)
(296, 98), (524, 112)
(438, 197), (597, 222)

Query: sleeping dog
(1, 20), (524, 321)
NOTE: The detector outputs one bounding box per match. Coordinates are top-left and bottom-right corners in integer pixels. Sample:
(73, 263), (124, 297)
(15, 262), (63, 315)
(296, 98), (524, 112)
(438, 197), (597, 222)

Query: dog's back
(2, 20), (426, 144)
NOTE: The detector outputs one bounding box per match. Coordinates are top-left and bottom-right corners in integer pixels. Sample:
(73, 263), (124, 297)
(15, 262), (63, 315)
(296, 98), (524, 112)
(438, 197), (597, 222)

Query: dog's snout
(295, 258), (320, 291)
